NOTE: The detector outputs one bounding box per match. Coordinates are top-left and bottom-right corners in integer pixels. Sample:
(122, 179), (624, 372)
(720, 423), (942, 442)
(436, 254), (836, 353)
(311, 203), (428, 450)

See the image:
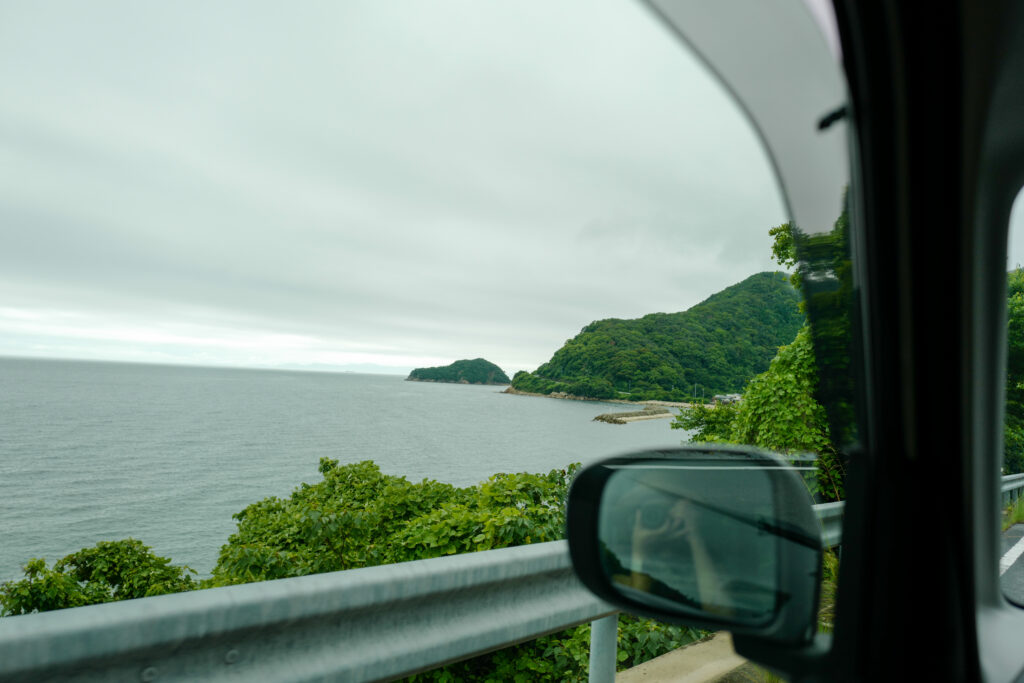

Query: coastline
(501, 387), (695, 410)
(407, 378), (511, 386)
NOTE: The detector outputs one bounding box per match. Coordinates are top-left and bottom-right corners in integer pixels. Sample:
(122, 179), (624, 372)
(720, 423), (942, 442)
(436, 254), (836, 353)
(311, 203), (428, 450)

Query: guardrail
(0, 541), (617, 683)
(1003, 473), (1024, 506)
(815, 501), (845, 547)
(0, 503), (846, 682)
(7, 471), (1023, 682)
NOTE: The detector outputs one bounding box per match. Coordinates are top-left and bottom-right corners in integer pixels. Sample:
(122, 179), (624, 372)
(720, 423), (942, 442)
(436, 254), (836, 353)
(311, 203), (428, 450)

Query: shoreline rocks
(407, 377), (510, 386)
(593, 407), (672, 425)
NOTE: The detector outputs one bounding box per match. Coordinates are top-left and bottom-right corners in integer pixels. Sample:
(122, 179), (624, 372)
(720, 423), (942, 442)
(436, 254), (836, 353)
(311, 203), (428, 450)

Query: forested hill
(511, 271), (803, 401)
(407, 358), (511, 385)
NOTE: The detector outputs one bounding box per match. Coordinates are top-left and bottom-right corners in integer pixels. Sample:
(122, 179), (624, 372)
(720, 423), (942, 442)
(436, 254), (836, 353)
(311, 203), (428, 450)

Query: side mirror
(567, 445), (822, 645)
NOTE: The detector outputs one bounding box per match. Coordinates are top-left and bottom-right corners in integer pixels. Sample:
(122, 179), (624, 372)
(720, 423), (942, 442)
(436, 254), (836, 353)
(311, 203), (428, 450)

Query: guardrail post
(589, 614), (618, 683)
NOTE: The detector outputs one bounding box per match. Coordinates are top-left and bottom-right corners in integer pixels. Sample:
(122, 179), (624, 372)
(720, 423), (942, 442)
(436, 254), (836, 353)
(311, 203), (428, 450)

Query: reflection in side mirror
(567, 446), (822, 645)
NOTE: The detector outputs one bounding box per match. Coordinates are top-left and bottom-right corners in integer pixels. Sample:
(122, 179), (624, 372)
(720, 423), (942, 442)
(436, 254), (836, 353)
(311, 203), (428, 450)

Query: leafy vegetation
(511, 272), (803, 402)
(1003, 496), (1024, 532)
(1006, 269), (1024, 474)
(673, 326), (844, 501)
(785, 200), (857, 451)
(211, 460), (704, 679)
(408, 358), (511, 385)
(0, 539), (196, 616)
(1, 460), (701, 680)
(817, 549), (839, 634)
(208, 459), (570, 583)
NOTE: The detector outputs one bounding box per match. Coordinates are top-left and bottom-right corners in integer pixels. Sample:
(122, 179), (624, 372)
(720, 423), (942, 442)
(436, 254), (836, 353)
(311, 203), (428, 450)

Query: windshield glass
(0, 0), (842, 678)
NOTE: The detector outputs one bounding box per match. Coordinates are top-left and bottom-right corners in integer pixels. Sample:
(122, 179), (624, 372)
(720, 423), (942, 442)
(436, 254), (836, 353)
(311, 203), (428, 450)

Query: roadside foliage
(1006, 268), (1024, 474)
(1, 459), (703, 681)
(672, 326), (845, 501)
(0, 540), (195, 615)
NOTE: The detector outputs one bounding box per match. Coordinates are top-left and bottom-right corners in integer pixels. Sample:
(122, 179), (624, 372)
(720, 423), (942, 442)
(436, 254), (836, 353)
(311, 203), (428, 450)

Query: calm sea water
(0, 357), (687, 579)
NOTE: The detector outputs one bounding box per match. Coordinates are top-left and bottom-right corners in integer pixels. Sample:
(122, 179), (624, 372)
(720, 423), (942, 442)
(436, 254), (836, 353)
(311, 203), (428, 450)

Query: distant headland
(406, 358), (511, 385)
(509, 271), (802, 402)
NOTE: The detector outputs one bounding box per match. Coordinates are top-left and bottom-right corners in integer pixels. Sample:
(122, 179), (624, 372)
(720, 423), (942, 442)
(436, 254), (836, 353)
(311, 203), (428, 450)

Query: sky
(1, 0), (985, 377)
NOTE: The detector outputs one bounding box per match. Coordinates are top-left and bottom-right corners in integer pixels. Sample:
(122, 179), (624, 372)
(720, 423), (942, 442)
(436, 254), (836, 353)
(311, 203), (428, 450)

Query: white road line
(1000, 533), (1024, 576)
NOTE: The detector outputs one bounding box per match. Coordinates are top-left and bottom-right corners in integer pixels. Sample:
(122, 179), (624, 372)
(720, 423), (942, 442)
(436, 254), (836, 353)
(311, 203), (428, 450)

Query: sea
(0, 357), (688, 580)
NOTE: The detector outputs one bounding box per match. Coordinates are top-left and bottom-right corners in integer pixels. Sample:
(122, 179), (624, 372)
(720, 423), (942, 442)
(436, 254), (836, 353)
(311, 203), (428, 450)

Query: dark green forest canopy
(511, 271), (804, 401)
(407, 358), (511, 385)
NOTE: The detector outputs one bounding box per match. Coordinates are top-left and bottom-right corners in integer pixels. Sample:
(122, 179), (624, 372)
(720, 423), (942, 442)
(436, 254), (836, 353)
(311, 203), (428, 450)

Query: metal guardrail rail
(0, 502), (847, 682)
(1003, 473), (1024, 505)
(0, 541), (616, 683)
(815, 501), (845, 548)
(4, 475), (1021, 681)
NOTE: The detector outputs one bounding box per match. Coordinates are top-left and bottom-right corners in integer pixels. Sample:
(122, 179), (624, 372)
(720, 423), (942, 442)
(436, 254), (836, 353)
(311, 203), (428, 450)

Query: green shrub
(0, 539), (196, 616)
(2, 460), (704, 680)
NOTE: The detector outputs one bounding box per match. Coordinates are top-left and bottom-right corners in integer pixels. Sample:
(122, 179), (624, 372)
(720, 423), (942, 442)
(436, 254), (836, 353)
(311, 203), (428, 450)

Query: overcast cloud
(0, 1), (801, 374)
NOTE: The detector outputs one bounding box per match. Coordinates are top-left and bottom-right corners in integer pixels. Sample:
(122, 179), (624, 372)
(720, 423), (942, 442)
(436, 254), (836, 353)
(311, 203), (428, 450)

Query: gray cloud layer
(1, 1), (790, 373)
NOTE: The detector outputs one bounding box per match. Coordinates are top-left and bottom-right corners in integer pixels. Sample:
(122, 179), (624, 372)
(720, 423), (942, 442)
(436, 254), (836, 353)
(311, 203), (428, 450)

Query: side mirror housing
(567, 445), (822, 645)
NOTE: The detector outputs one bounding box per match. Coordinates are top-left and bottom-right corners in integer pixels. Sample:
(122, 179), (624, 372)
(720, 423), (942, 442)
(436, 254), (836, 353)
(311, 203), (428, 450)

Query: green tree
(209, 459), (464, 583)
(209, 459), (704, 681)
(206, 459), (583, 585)
(672, 400), (740, 443)
(672, 327), (844, 500)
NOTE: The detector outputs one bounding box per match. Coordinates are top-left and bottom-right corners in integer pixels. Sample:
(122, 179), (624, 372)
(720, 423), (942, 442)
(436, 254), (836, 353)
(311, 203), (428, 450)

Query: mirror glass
(597, 460), (786, 626)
